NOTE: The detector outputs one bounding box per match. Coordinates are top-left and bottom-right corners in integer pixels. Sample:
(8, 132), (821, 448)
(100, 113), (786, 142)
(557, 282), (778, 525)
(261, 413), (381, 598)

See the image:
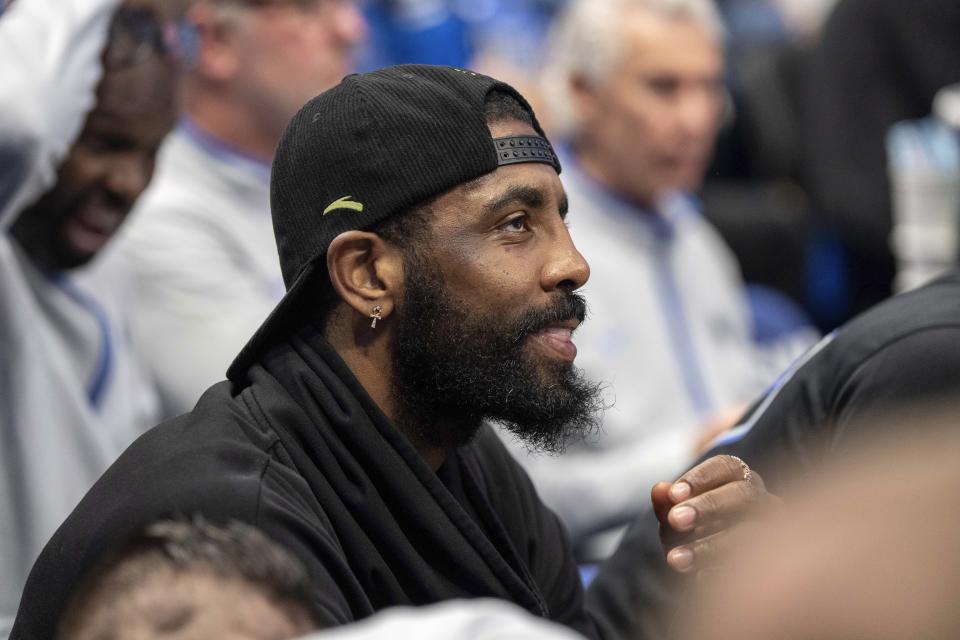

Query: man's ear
(569, 74), (602, 128)
(326, 231), (402, 325)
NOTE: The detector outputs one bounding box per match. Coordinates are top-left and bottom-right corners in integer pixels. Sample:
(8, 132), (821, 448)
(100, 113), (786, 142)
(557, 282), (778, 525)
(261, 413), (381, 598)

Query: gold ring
(730, 455), (752, 483)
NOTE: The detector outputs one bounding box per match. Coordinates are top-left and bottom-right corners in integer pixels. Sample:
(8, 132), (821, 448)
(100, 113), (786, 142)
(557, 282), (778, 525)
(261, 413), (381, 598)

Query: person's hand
(651, 455), (775, 574)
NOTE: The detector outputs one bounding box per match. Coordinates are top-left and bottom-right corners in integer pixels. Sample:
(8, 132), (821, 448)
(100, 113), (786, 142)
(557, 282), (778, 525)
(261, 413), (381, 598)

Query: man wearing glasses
(113, 0), (366, 418)
(0, 0), (189, 631)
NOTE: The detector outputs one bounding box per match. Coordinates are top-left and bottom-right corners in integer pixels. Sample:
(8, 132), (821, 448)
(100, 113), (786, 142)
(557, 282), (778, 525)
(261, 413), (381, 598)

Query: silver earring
(370, 305), (382, 329)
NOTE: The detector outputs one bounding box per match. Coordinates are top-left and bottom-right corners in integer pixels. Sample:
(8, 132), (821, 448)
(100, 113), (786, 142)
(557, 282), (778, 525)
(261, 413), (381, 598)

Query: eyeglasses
(237, 0), (350, 14)
(103, 7), (199, 71)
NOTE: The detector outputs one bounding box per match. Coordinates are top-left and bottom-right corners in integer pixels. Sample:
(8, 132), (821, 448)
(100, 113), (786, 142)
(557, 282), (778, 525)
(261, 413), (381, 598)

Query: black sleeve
(582, 322), (960, 640)
(829, 326), (960, 456)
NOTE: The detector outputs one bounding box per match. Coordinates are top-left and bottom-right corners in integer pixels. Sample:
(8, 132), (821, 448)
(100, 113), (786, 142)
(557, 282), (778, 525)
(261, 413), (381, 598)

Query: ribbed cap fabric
(228, 64), (558, 377)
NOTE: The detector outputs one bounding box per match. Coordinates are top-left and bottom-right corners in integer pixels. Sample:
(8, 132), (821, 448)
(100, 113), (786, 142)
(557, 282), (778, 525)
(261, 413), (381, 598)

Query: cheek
(603, 95), (663, 151)
(54, 152), (102, 204)
(438, 246), (538, 308)
(274, 22), (342, 68)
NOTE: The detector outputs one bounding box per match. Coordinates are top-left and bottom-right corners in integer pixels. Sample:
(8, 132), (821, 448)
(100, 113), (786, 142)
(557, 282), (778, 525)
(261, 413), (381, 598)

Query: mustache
(513, 293), (587, 342)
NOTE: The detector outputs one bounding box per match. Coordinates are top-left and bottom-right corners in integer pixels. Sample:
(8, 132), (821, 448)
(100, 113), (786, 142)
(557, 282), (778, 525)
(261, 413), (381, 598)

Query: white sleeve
(296, 600), (586, 640)
(0, 0), (119, 229)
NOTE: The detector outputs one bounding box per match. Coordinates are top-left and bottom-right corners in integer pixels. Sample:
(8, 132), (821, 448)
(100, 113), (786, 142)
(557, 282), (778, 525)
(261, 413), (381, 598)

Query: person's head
(11, 0), (185, 271)
(678, 406), (960, 640)
(185, 0), (365, 148)
(58, 518), (319, 640)
(542, 0), (725, 207)
(230, 66), (604, 457)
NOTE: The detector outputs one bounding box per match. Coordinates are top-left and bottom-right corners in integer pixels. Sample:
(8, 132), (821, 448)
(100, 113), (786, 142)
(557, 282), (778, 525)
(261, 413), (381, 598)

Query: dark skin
(323, 118), (772, 569)
(324, 120), (587, 468)
(653, 455), (773, 573)
(11, 2), (180, 272)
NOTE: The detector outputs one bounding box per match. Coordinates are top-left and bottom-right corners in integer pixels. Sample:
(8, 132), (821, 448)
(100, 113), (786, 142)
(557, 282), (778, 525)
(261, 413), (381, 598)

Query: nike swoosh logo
(323, 196), (364, 215)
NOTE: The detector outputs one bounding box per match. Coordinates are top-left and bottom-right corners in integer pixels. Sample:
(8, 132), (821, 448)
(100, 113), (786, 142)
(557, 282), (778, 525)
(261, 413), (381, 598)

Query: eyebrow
(483, 184), (569, 220)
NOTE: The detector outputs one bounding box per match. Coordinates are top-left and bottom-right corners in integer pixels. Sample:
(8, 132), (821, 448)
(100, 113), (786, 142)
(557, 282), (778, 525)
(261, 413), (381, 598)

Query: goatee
(389, 251), (605, 453)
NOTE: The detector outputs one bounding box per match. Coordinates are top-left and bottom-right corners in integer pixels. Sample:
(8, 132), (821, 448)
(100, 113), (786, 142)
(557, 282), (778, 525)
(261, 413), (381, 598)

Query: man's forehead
(412, 118), (563, 226)
(122, 0), (192, 23)
(95, 59), (179, 122)
(618, 7), (722, 65)
(436, 163), (567, 222)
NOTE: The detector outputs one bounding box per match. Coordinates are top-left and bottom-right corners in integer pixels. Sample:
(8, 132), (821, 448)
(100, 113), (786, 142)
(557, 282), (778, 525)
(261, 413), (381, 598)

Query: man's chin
(53, 239), (101, 271)
(523, 341), (576, 381)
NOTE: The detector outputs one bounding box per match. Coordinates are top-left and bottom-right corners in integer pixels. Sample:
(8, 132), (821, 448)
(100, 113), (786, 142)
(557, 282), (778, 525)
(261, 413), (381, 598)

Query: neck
(572, 143), (656, 209)
(184, 86), (281, 162)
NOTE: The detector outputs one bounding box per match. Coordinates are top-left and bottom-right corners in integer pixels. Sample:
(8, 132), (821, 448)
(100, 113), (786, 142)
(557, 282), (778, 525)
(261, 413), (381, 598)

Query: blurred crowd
(2, 0), (960, 638)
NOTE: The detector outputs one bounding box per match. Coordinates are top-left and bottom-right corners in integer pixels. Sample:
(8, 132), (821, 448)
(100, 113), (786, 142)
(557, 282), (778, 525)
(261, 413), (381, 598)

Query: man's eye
(646, 77), (680, 97)
(499, 215), (529, 233)
(78, 130), (135, 154)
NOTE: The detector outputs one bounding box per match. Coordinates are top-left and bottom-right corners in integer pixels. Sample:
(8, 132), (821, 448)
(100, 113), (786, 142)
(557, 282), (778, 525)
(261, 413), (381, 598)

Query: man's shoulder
(86, 382), (275, 507)
(10, 381), (295, 639)
(828, 272), (960, 364)
(775, 274), (960, 401)
(718, 272), (960, 473)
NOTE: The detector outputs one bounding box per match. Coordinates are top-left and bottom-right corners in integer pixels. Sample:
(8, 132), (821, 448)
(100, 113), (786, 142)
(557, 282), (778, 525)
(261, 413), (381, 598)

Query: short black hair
(483, 88), (535, 126)
(311, 88), (535, 331)
(57, 517), (319, 639)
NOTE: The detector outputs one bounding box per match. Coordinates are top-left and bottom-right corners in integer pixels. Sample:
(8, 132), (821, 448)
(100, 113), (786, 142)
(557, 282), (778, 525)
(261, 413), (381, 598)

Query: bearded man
(12, 65), (768, 640)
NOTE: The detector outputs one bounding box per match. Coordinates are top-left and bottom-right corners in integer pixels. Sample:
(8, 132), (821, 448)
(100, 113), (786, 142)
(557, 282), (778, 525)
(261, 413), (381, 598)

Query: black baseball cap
(228, 64), (560, 378)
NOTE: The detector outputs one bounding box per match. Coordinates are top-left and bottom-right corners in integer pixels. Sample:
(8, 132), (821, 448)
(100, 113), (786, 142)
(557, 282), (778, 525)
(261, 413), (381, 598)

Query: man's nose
(677, 85), (722, 140)
(104, 154), (152, 204)
(543, 226), (590, 293)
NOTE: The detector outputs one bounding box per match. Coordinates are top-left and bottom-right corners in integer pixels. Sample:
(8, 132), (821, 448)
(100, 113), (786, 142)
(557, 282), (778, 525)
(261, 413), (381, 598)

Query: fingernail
(671, 505), (696, 529)
(668, 547), (694, 571)
(669, 482), (691, 501)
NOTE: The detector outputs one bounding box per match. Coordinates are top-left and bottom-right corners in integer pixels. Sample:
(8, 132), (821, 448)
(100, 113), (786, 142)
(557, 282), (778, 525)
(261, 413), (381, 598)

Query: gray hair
(540, 0), (724, 139)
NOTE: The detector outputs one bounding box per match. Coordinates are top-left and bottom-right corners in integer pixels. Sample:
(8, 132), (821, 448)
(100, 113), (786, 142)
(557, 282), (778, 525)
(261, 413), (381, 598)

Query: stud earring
(370, 305), (383, 329)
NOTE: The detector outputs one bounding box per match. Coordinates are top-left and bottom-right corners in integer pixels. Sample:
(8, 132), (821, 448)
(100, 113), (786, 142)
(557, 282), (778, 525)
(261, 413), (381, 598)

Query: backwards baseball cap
(228, 64), (560, 378)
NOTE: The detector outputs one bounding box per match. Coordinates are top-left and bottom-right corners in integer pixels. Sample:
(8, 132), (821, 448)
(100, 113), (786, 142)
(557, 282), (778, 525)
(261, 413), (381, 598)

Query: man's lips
(63, 199), (126, 256)
(530, 318), (580, 362)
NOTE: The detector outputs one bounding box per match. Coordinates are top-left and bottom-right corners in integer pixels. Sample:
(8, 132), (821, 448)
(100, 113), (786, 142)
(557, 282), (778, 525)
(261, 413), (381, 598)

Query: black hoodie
(11, 327), (622, 639)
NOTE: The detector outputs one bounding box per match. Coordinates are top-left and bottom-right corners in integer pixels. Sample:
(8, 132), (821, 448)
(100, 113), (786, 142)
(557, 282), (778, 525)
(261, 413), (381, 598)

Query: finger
(665, 531), (735, 573)
(667, 477), (763, 533)
(652, 481), (674, 523)
(667, 521), (762, 573)
(660, 516), (734, 550)
(675, 455), (752, 497)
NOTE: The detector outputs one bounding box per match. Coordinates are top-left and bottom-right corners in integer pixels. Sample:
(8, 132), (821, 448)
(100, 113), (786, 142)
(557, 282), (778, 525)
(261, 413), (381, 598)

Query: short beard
(389, 252), (604, 453)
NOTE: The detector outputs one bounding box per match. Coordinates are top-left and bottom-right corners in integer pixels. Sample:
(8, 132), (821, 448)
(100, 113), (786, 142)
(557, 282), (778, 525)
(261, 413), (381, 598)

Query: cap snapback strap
(494, 135), (560, 172)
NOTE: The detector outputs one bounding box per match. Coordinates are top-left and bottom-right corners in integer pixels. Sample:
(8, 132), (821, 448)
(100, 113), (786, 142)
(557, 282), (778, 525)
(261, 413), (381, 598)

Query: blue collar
(178, 118), (272, 181)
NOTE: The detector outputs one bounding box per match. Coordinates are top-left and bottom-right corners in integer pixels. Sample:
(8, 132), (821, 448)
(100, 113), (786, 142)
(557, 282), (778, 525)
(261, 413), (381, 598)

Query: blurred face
(229, 0), (366, 133)
(574, 7), (724, 206)
(12, 52), (178, 271)
(63, 571), (316, 640)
